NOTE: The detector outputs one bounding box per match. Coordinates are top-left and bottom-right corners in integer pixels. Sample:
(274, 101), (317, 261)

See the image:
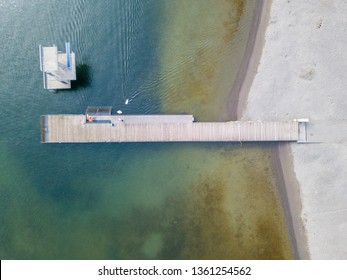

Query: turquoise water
(0, 0), (292, 259)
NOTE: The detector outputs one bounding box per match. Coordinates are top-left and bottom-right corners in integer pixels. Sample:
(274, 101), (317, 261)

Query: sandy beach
(237, 0), (347, 259)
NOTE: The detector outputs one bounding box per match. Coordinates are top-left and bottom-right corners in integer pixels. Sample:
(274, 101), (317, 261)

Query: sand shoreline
(227, 0), (269, 121)
(239, 0), (347, 259)
(274, 144), (310, 259)
(230, 0), (309, 259)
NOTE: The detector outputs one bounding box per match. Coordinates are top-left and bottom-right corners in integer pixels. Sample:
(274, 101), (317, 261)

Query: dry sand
(239, 0), (347, 259)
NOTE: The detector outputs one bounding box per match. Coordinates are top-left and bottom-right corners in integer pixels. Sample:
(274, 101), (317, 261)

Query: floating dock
(39, 43), (76, 90)
(40, 108), (307, 143)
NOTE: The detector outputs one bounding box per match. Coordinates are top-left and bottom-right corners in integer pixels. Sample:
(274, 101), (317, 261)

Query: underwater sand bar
(40, 114), (305, 143)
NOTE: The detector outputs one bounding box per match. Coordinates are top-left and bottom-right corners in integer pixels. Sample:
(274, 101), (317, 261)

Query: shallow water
(0, 0), (292, 259)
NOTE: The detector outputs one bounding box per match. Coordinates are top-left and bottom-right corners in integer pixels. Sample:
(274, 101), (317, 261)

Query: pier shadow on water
(71, 64), (92, 90)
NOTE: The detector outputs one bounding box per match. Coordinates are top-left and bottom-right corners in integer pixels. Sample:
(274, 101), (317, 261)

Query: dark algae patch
(0, 143), (293, 259)
(120, 145), (293, 260)
(159, 0), (251, 121)
(163, 146), (293, 260)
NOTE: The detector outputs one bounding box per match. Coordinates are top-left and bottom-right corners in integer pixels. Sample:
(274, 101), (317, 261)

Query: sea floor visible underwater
(0, 0), (293, 259)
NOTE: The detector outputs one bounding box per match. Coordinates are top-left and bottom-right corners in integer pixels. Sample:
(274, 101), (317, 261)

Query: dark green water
(0, 0), (293, 259)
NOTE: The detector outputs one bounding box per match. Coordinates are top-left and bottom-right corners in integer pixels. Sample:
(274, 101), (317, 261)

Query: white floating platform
(39, 43), (76, 90)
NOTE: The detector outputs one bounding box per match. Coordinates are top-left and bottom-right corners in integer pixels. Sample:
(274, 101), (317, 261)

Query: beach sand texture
(242, 0), (347, 259)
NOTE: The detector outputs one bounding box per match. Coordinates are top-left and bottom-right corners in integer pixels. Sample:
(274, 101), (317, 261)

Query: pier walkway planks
(40, 114), (301, 143)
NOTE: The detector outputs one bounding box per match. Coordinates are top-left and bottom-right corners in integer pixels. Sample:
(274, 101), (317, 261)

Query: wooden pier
(40, 112), (305, 143)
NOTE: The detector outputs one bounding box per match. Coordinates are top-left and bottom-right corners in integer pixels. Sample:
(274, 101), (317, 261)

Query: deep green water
(0, 0), (293, 259)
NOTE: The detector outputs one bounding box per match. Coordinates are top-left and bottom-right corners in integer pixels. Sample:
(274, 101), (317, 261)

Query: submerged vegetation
(0, 0), (293, 260)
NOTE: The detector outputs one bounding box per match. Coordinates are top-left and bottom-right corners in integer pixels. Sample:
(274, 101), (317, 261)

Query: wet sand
(230, 0), (309, 258)
(227, 0), (269, 121)
(274, 144), (310, 259)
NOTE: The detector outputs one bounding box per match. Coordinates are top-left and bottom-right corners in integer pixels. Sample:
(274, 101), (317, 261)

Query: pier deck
(40, 114), (302, 143)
